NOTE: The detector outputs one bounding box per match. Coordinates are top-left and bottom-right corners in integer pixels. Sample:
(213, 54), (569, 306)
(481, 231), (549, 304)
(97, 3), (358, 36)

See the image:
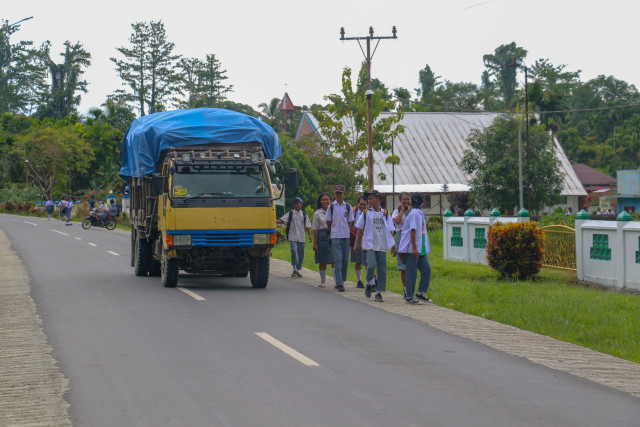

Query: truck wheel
(134, 238), (151, 276)
(161, 256), (179, 288)
(249, 257), (269, 288)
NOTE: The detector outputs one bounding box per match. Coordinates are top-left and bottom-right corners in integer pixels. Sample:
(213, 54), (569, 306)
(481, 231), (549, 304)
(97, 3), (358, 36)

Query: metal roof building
(297, 112), (586, 211)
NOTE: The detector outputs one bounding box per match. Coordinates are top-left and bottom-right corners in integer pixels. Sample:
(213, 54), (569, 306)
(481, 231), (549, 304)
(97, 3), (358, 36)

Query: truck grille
(169, 229), (275, 247)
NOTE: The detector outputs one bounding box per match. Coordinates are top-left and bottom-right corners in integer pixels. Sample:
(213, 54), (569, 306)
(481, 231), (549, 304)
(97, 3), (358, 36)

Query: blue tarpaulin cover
(119, 108), (281, 178)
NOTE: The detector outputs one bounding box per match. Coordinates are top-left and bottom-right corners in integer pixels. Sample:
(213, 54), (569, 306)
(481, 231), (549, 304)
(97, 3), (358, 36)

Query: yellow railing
(541, 225), (576, 271)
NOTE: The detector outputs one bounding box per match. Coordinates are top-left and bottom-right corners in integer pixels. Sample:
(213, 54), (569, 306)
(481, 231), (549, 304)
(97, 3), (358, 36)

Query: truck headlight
(173, 234), (192, 246)
(253, 233), (270, 245)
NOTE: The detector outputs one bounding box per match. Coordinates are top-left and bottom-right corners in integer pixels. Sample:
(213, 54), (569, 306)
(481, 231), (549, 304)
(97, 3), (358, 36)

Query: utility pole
(340, 26), (397, 192)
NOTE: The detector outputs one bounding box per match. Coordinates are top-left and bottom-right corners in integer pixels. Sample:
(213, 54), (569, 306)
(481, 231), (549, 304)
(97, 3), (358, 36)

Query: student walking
(397, 193), (432, 304)
(351, 195), (367, 288)
(63, 198), (73, 226)
(353, 190), (396, 302)
(45, 197), (54, 220)
(277, 197), (312, 278)
(326, 184), (354, 292)
(312, 192), (335, 287)
(391, 192), (411, 296)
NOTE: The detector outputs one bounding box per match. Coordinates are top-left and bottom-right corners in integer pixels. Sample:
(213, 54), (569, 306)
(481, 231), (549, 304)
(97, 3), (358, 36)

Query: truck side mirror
(151, 175), (164, 196)
(286, 168), (298, 191)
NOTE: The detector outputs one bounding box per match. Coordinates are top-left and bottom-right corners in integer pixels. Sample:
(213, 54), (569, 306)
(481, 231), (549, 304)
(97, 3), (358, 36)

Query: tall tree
(416, 64), (440, 99)
(199, 54), (232, 104)
(10, 120), (94, 197)
(314, 65), (404, 188)
(483, 42), (528, 108)
(39, 41), (91, 119)
(0, 20), (47, 115)
(393, 87), (412, 110)
(111, 21), (181, 116)
(460, 117), (563, 212)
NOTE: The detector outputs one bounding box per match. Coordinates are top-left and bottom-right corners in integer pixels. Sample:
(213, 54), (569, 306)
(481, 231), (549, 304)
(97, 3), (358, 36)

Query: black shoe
(364, 284), (372, 298)
(415, 293), (431, 303)
(406, 297), (424, 305)
(371, 278), (377, 294)
(291, 272), (297, 278)
(356, 280), (365, 289)
(374, 293), (383, 302)
(337, 286), (345, 292)
(295, 271), (303, 278)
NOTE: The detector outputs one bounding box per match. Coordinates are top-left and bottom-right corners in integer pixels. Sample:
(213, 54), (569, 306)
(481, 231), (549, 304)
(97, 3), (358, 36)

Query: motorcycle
(81, 208), (118, 230)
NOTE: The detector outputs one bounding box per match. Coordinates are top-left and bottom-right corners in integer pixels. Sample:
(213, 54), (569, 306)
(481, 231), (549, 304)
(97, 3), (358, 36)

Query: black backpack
(286, 209), (307, 239)
(329, 202), (351, 222)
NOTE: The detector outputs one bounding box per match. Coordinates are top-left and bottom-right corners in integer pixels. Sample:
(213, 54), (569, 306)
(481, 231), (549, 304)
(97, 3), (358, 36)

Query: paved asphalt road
(1, 214), (639, 427)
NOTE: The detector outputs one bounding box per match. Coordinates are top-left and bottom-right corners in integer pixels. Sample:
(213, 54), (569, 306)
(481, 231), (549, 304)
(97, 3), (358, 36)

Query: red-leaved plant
(486, 221), (545, 280)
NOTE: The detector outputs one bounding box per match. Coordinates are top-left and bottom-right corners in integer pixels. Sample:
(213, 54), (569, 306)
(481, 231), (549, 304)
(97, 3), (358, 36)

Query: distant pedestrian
(353, 190), (396, 302)
(45, 197), (54, 221)
(312, 192), (335, 287)
(351, 195), (368, 288)
(392, 192), (411, 296)
(326, 184), (354, 292)
(398, 193), (431, 304)
(276, 197), (312, 278)
(89, 195), (96, 210)
(64, 198), (73, 226)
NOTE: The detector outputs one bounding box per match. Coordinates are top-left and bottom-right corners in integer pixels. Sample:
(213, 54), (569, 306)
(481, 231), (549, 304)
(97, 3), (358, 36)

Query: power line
(418, 102), (640, 115)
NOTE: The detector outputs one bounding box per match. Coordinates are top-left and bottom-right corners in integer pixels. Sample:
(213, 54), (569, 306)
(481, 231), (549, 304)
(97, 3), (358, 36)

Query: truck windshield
(172, 164), (270, 198)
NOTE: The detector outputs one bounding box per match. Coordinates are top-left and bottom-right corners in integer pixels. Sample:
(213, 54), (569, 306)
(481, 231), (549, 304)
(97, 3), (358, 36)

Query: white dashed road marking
(51, 230), (68, 236)
(75, 237), (81, 241)
(88, 243), (97, 247)
(177, 287), (206, 301)
(255, 332), (320, 367)
(24, 221), (38, 226)
(106, 251), (119, 256)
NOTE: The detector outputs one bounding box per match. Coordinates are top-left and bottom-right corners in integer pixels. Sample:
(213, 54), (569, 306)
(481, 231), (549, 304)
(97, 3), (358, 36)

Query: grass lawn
(272, 230), (640, 364)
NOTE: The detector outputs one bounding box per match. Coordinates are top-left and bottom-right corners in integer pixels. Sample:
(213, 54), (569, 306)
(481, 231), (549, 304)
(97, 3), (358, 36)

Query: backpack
(286, 209), (307, 240)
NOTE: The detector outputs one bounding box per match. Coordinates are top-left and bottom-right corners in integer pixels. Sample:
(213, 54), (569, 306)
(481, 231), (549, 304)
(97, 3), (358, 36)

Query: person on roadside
(312, 192), (335, 287)
(45, 197), (54, 221)
(64, 198), (73, 226)
(397, 193), (432, 304)
(89, 194), (96, 211)
(353, 190), (396, 302)
(276, 197), (312, 278)
(351, 195), (368, 288)
(326, 184), (354, 292)
(392, 192), (411, 297)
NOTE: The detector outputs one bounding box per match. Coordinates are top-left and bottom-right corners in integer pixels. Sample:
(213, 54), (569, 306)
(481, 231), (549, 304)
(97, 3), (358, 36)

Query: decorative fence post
(463, 209), (475, 264)
(616, 210), (633, 288)
(443, 209), (452, 261)
(489, 208), (501, 226)
(575, 209), (589, 281)
(517, 208), (530, 223)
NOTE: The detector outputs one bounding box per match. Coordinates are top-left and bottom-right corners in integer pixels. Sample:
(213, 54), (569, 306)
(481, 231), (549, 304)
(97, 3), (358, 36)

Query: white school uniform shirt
(325, 200), (354, 239)
(397, 208), (430, 254)
(312, 208), (329, 231)
(355, 209), (396, 251)
(279, 209), (311, 243)
(391, 208), (408, 232)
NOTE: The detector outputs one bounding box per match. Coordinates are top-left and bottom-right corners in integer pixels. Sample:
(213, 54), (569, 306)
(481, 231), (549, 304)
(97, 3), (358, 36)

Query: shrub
(486, 221), (545, 280)
(427, 215), (442, 231)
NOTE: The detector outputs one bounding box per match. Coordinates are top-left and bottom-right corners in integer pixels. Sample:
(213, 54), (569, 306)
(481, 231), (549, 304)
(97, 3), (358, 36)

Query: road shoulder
(270, 258), (640, 398)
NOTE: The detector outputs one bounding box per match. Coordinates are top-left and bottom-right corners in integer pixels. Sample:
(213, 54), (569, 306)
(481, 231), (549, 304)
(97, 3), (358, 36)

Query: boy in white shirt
(353, 190), (396, 302)
(397, 193), (432, 304)
(276, 197), (312, 277)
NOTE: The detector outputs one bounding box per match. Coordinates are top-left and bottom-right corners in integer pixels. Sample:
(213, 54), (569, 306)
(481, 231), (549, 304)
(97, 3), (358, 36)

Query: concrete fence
(443, 209), (530, 265)
(575, 210), (640, 291)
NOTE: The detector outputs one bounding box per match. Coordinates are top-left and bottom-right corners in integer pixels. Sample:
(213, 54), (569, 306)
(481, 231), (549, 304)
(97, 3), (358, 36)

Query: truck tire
(134, 237), (151, 276)
(161, 256), (179, 288)
(249, 256), (269, 288)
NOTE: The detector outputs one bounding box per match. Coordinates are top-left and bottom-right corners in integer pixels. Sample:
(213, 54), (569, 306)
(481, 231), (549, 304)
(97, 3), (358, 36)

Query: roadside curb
(269, 258), (640, 398)
(0, 229), (71, 426)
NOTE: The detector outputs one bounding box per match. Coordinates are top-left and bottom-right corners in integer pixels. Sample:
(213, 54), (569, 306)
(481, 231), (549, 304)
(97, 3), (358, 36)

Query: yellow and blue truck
(119, 108), (295, 288)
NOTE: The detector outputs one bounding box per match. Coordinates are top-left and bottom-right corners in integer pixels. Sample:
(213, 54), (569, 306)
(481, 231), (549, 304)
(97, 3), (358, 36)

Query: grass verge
(272, 230), (640, 364)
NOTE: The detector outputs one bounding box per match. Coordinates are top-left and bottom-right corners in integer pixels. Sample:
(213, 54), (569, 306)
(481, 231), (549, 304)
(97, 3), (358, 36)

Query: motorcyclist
(99, 200), (118, 224)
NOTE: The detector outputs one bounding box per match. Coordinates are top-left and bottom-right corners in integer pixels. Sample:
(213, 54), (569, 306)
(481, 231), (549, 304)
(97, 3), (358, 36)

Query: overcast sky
(4, 0), (639, 115)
